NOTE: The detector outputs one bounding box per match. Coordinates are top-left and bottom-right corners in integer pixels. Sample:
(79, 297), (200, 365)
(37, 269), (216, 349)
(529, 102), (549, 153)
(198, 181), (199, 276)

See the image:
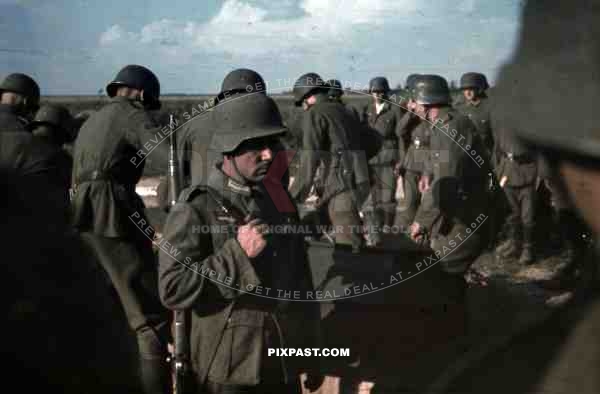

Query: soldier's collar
(467, 99), (482, 107)
(208, 166), (252, 197)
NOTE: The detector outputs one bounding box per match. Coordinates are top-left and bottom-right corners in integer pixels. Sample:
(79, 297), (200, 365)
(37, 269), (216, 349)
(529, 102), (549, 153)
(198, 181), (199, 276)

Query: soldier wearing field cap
(0, 72), (40, 130)
(159, 93), (318, 394)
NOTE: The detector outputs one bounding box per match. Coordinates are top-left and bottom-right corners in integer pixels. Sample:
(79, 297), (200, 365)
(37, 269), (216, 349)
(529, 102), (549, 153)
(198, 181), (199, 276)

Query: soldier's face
(371, 92), (384, 102)
(231, 139), (277, 181)
(463, 89), (476, 101)
(414, 103), (428, 118)
(560, 161), (600, 237)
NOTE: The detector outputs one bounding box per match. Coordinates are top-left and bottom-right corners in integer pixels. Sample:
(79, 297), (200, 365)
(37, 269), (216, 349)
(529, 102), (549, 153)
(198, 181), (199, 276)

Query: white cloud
(95, 0), (520, 92)
(99, 25), (129, 46)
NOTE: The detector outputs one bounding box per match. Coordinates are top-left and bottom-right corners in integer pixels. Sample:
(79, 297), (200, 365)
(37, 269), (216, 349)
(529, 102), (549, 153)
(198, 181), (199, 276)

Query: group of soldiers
(2, 2), (599, 390)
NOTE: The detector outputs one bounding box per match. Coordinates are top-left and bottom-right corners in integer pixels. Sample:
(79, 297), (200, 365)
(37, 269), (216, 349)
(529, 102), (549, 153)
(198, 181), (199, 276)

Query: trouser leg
(80, 233), (171, 394)
(328, 191), (363, 248)
(394, 171), (421, 230)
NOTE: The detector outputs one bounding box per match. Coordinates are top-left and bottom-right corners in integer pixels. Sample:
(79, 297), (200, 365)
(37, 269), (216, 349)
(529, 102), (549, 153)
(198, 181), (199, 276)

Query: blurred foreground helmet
(106, 65), (161, 110)
(327, 79), (344, 98)
(369, 77), (391, 93)
(210, 94), (287, 154)
(460, 72), (489, 92)
(0, 73), (40, 111)
(293, 73), (328, 106)
(495, 0), (600, 160)
(414, 75), (451, 106)
(218, 68), (265, 101)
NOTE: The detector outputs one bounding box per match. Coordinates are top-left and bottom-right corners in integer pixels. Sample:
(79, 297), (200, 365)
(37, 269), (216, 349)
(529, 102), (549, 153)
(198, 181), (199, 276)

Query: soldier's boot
(497, 224), (522, 259)
(519, 225), (536, 265)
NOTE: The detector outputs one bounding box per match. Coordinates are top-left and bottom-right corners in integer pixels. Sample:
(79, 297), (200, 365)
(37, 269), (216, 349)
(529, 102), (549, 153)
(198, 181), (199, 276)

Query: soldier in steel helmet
(394, 73), (425, 229)
(28, 104), (75, 193)
(158, 93), (318, 394)
(455, 72), (494, 156)
(71, 64), (172, 394)
(408, 75), (488, 257)
(359, 77), (406, 236)
(289, 72), (367, 247)
(0, 72), (40, 130)
(178, 68), (267, 189)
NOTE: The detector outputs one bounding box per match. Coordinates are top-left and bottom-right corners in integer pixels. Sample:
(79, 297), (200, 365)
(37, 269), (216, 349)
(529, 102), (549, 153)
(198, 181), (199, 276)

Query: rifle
(166, 114), (190, 394)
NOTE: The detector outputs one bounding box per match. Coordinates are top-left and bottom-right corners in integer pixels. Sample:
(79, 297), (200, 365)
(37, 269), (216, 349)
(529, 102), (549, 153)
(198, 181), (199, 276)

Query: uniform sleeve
(158, 201), (261, 310)
(130, 110), (170, 165)
(289, 111), (325, 202)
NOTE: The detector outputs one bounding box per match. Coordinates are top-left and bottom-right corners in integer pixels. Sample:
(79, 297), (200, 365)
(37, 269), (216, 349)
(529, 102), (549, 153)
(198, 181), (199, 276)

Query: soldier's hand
(418, 175), (431, 193)
(237, 218), (268, 258)
(410, 222), (423, 242)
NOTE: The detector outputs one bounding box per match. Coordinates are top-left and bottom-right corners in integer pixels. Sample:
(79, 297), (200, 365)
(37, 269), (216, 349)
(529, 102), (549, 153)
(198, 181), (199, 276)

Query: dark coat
(414, 107), (488, 233)
(158, 168), (319, 386)
(71, 97), (169, 238)
(361, 100), (406, 166)
(455, 96), (494, 155)
(0, 104), (28, 131)
(289, 94), (368, 204)
(492, 121), (537, 188)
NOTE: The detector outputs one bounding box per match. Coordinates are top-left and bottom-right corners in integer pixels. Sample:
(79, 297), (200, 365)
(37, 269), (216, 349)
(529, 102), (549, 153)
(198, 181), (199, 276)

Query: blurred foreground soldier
(28, 104), (75, 192)
(441, 2), (600, 393)
(158, 93), (318, 394)
(394, 74), (424, 229)
(493, 124), (537, 264)
(71, 64), (171, 394)
(360, 76), (405, 232)
(0, 72), (40, 130)
(290, 72), (365, 247)
(455, 72), (493, 155)
(409, 75), (487, 245)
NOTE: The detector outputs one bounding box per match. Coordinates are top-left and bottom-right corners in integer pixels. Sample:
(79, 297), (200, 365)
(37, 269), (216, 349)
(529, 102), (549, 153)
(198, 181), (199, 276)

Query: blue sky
(0, 0), (523, 95)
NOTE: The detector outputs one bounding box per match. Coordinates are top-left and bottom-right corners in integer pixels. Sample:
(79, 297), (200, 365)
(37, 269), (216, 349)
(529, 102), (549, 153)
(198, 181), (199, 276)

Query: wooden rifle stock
(167, 114), (190, 394)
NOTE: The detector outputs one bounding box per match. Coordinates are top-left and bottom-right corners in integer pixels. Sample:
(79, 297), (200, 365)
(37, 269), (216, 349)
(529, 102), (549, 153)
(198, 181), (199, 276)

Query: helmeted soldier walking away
(71, 64), (172, 394)
(360, 76), (405, 235)
(408, 75), (488, 247)
(289, 72), (367, 247)
(455, 73), (494, 157)
(158, 93), (319, 394)
(394, 73), (424, 229)
(326, 78), (361, 121)
(0, 72), (40, 130)
(28, 104), (75, 191)
(492, 119), (538, 265)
